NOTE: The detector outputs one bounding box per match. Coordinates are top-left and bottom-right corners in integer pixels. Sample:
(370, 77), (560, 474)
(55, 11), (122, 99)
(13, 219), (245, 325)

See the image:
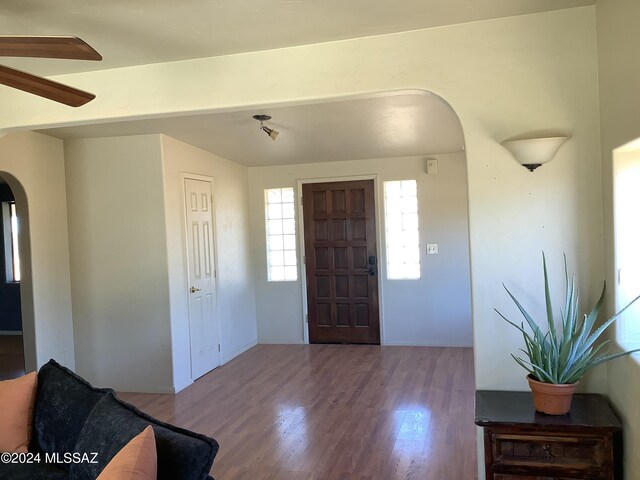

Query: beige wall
(0, 131), (74, 371)
(65, 134), (257, 393)
(248, 153), (472, 347)
(161, 135), (257, 391)
(597, 0), (640, 477)
(65, 135), (174, 392)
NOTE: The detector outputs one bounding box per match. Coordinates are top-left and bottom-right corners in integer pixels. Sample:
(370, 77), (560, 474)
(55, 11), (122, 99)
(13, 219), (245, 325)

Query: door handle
(190, 286), (202, 293)
(368, 255), (377, 276)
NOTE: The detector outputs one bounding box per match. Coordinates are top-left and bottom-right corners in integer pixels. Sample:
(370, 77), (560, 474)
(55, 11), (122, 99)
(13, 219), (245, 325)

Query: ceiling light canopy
(253, 114), (279, 141)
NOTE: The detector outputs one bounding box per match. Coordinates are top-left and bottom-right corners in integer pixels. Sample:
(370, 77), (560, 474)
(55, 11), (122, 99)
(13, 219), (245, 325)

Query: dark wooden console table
(475, 390), (622, 479)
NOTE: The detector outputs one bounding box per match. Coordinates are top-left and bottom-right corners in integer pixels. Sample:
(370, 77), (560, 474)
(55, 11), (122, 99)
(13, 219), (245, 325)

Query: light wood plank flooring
(119, 345), (476, 480)
(0, 335), (25, 380)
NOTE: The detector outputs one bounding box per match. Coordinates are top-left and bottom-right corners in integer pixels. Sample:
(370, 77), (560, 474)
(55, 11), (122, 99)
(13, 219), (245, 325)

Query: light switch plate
(426, 244), (438, 255)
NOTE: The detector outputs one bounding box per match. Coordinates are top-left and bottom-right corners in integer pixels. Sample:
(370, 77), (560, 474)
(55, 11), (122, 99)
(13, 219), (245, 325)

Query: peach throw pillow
(97, 425), (157, 480)
(0, 371), (37, 453)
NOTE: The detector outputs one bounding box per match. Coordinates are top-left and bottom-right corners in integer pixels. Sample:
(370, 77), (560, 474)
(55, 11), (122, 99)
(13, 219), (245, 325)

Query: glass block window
(384, 180), (420, 280)
(265, 187), (298, 281)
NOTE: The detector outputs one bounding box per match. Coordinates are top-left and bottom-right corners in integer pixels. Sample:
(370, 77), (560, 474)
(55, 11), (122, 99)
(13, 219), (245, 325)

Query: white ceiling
(1, 0), (594, 75)
(40, 92), (465, 166)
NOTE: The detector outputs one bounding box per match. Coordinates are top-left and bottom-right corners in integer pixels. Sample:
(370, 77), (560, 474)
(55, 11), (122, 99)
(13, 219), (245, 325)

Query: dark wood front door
(302, 180), (380, 344)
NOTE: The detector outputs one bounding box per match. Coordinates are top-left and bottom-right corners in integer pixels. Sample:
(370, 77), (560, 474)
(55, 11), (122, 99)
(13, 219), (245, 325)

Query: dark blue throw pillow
(70, 392), (218, 480)
(33, 360), (111, 470)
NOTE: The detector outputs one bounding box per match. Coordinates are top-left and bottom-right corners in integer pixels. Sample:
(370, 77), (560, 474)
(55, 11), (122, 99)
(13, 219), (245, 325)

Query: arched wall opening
(239, 90), (475, 353)
(0, 131), (75, 374)
(0, 171), (36, 375)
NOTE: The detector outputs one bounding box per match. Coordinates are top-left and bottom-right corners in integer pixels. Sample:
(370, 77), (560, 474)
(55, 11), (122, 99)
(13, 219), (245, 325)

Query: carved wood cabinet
(475, 391), (622, 479)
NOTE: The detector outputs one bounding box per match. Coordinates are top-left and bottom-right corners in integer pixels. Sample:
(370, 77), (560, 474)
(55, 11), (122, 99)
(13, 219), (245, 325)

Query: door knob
(190, 286), (202, 293)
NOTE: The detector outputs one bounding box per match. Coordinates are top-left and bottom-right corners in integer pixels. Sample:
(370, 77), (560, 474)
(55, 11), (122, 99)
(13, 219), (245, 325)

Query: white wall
(249, 153), (472, 346)
(0, 131), (74, 372)
(65, 135), (174, 392)
(161, 135), (257, 391)
(597, 0), (640, 477)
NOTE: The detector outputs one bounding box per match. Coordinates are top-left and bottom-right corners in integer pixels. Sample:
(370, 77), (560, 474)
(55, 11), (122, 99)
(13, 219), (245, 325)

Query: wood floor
(0, 335), (25, 380)
(120, 345), (476, 479)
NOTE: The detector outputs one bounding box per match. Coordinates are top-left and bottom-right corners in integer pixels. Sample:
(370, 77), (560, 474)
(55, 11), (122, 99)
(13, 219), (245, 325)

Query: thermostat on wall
(426, 158), (439, 175)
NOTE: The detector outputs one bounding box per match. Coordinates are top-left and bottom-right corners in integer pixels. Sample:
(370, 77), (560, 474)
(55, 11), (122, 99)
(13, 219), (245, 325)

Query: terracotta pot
(527, 374), (578, 415)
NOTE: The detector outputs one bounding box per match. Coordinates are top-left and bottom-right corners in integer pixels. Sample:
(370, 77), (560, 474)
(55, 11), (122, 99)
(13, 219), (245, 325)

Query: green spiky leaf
(499, 253), (640, 384)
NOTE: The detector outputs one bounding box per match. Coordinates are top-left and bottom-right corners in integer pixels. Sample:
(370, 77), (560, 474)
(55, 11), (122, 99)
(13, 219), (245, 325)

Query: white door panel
(185, 178), (220, 380)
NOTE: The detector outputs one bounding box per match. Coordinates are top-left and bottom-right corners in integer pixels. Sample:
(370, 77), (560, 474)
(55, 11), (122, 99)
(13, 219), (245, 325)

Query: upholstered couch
(0, 360), (218, 480)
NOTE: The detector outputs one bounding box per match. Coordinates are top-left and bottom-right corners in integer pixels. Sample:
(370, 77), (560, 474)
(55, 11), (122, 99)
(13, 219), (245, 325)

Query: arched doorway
(0, 172), (34, 379)
(0, 176), (23, 378)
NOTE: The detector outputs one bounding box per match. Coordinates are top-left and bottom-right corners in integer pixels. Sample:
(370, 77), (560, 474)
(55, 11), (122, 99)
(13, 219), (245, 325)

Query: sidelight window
(265, 187), (298, 281)
(384, 180), (420, 280)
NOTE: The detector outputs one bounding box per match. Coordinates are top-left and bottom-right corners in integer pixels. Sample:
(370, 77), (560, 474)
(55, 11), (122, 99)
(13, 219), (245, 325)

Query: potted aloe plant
(497, 254), (640, 415)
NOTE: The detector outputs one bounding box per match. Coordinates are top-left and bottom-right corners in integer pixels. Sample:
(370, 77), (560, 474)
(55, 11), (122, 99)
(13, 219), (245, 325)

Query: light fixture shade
(261, 126), (279, 140)
(501, 135), (569, 171)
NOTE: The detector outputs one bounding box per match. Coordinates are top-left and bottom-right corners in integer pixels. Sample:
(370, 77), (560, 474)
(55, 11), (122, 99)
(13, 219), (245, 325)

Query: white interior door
(184, 177), (220, 380)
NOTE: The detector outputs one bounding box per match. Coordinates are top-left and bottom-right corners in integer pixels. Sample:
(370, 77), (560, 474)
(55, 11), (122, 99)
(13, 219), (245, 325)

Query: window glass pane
(267, 189), (282, 203)
(282, 218), (295, 235)
(282, 203), (295, 219)
(267, 235), (284, 252)
(283, 234), (296, 250)
(269, 250), (285, 267)
(384, 180), (420, 280)
(284, 250), (297, 266)
(401, 195), (418, 213)
(268, 203), (283, 219)
(385, 181), (402, 198)
(284, 266), (297, 280)
(265, 188), (298, 281)
(401, 180), (417, 196)
(402, 214), (419, 232)
(270, 266), (285, 281)
(268, 219), (283, 235)
(403, 230), (419, 248)
(281, 188), (294, 203)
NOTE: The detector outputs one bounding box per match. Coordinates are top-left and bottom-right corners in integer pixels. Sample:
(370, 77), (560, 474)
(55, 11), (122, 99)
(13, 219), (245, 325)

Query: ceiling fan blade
(0, 36), (102, 61)
(0, 65), (95, 107)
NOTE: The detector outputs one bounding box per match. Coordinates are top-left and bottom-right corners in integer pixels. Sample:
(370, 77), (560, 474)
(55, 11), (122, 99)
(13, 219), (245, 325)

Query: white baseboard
(221, 340), (257, 365)
(383, 340), (473, 348)
(257, 338), (305, 345)
(172, 378), (193, 394)
(0, 331), (22, 336)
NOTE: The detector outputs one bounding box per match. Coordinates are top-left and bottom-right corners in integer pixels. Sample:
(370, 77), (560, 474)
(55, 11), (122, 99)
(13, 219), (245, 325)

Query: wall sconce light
(253, 114), (280, 140)
(501, 134), (570, 172)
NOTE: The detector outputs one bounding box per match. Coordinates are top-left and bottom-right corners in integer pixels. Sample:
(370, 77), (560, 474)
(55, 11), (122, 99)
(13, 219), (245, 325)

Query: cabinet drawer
(492, 433), (605, 470)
